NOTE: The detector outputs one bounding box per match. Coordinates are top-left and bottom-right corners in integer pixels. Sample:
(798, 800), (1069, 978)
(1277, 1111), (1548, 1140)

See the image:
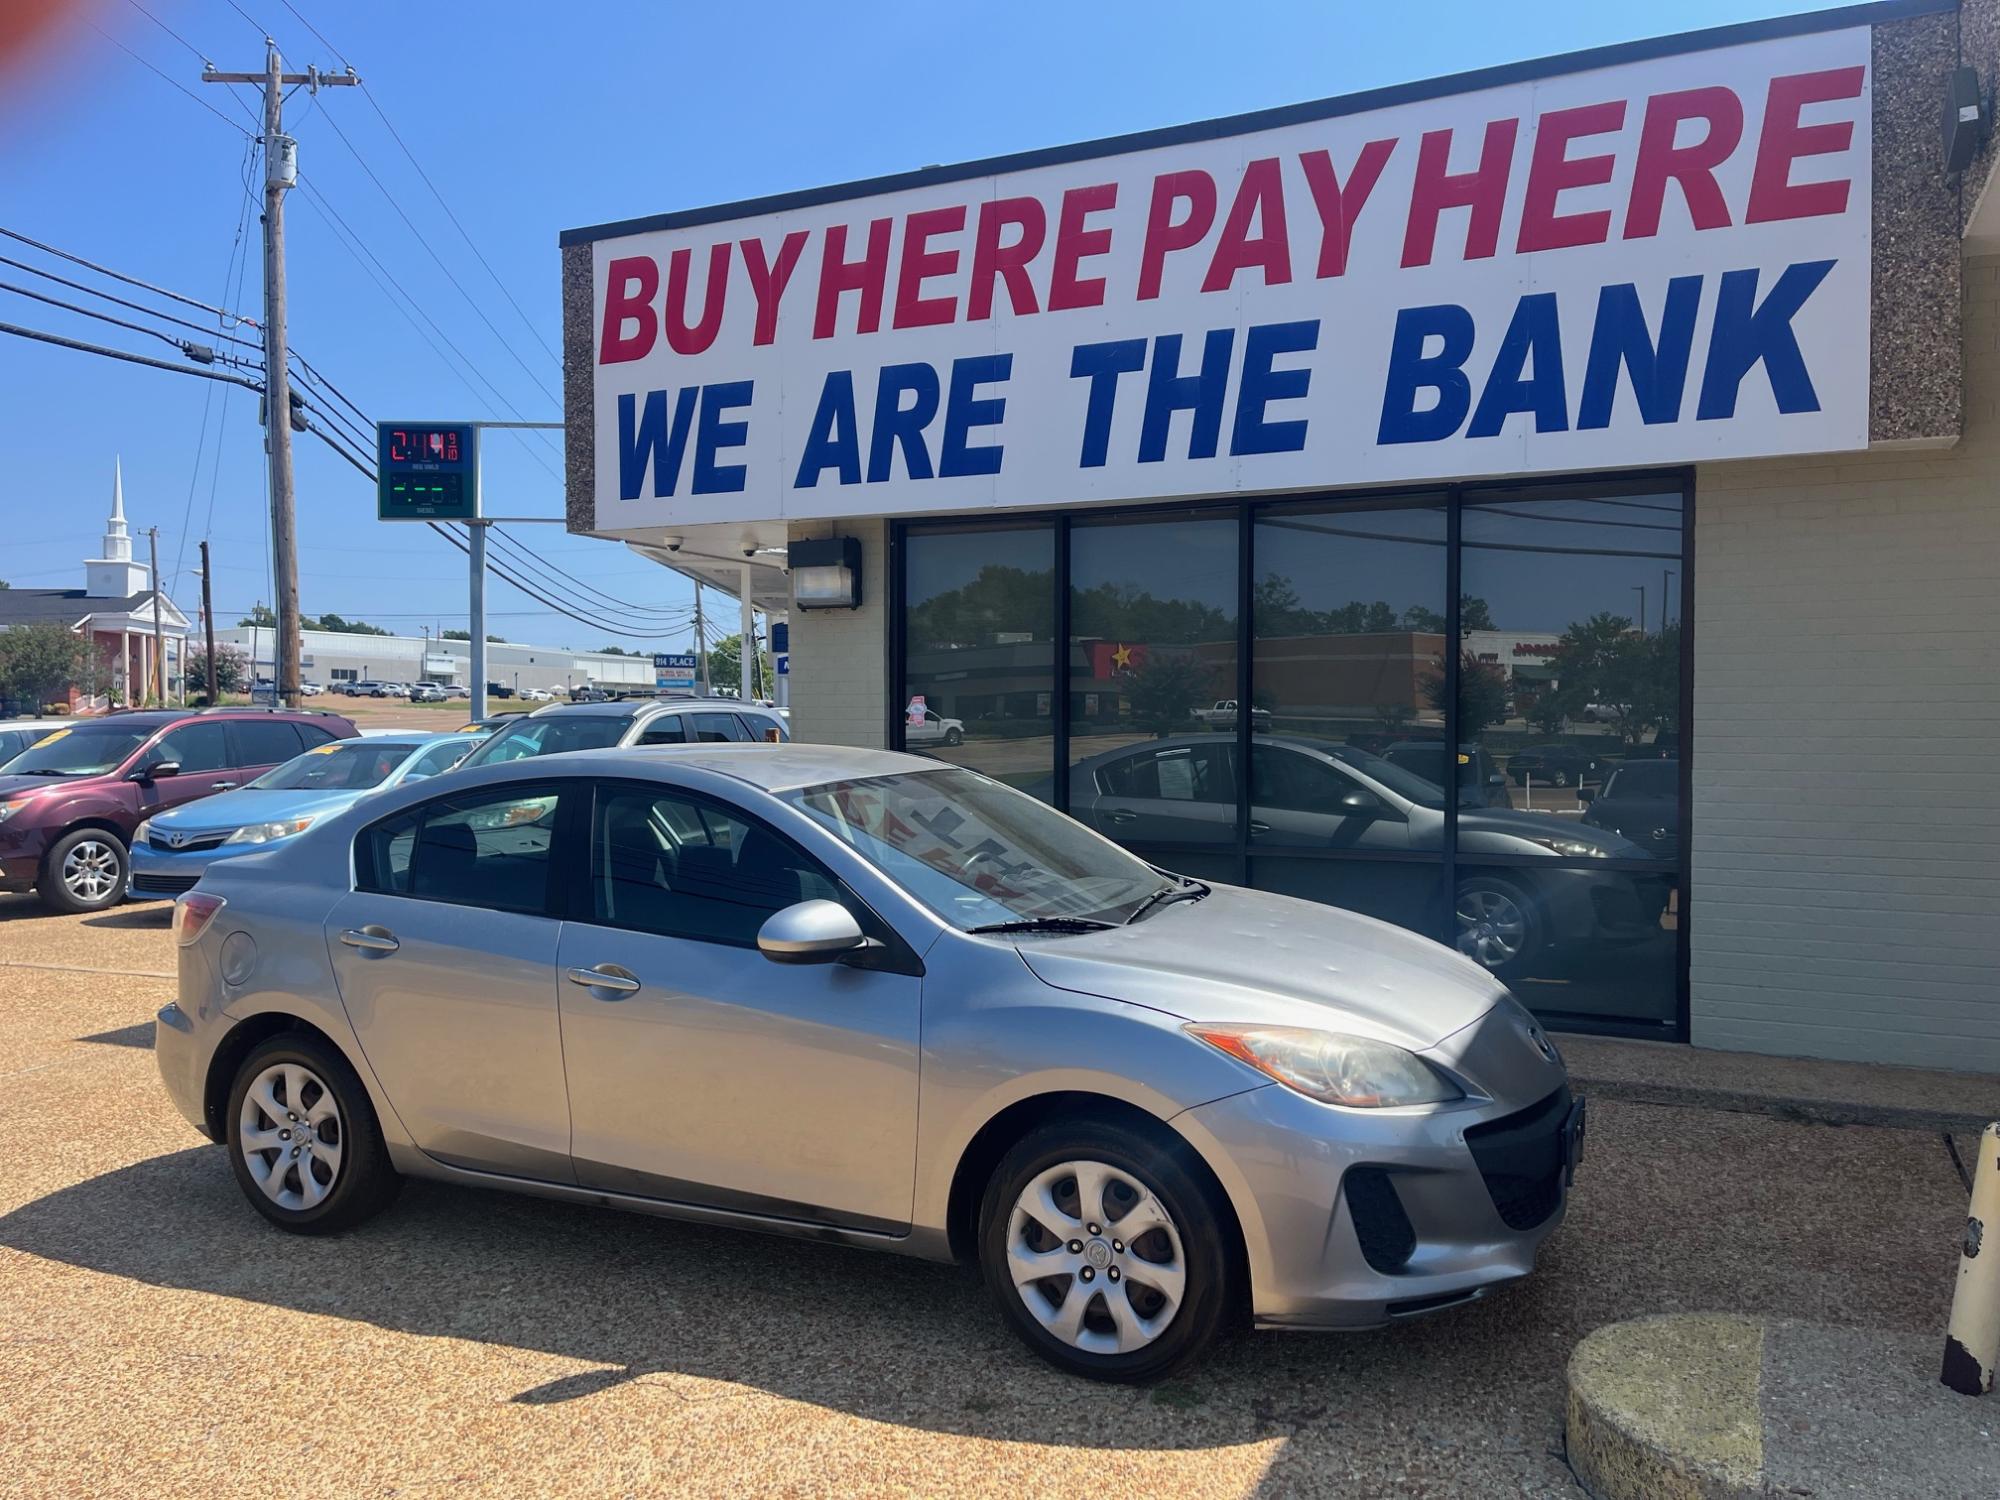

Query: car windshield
(785, 765), (1170, 928)
(250, 740), (422, 791)
(1, 723), (153, 776)
(1606, 761), (1676, 797)
(461, 715), (627, 765)
(1324, 746), (1447, 810)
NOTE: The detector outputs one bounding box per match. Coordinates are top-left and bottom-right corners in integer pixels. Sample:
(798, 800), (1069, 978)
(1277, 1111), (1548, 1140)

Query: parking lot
(0, 892), (1969, 1499)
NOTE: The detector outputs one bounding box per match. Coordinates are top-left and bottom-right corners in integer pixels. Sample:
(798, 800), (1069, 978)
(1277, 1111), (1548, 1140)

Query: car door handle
(1248, 820), (1271, 837)
(566, 964), (641, 996)
(1106, 808), (1138, 825)
(339, 927), (399, 955)
(210, 781), (238, 790)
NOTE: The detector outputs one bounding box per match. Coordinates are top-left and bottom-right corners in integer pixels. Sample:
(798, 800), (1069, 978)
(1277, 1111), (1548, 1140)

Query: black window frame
(228, 718), (305, 768)
(561, 777), (923, 975)
(152, 719), (234, 775)
(353, 778), (568, 919)
(892, 468), (1695, 1042)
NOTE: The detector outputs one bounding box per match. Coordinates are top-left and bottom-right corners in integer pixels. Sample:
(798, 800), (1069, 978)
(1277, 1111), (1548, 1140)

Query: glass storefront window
(1458, 488), (1683, 857)
(1455, 863), (1680, 1024)
(1067, 512), (1239, 849)
(902, 524), (1056, 796)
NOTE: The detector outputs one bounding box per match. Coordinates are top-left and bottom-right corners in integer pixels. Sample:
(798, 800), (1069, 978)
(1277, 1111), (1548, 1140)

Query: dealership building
(212, 625), (654, 697)
(560, 0), (2000, 1071)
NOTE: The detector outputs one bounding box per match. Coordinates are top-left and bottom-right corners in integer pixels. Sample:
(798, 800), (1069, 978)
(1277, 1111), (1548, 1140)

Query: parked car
(344, 681), (384, 698)
(375, 683), (408, 699)
(155, 744), (1580, 1381)
(0, 717), (76, 771)
(457, 697), (791, 769)
(300, 682), (325, 698)
(486, 682), (516, 700)
(1379, 740), (1511, 808)
(460, 710), (530, 733)
(442, 685), (470, 700)
(1579, 702), (1624, 725)
(519, 688), (556, 703)
(0, 708), (357, 913)
(1190, 699), (1272, 730)
(1064, 734), (1661, 978)
(1629, 729), (1679, 761)
(1505, 743), (1606, 788)
(130, 731), (483, 900)
(903, 706), (965, 747)
(408, 684), (447, 704)
(570, 685), (610, 703)
(1580, 759), (1679, 862)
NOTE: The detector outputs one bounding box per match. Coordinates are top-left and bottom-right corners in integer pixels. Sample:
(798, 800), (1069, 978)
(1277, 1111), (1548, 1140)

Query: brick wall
(784, 518), (889, 749)
(1690, 256), (2000, 1072)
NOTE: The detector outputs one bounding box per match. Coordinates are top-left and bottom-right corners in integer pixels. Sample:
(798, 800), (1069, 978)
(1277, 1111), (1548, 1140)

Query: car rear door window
(296, 722), (338, 748)
(357, 783), (563, 916)
(690, 712), (751, 743)
(634, 714), (691, 746)
(231, 719), (304, 768)
(592, 786), (841, 946)
(153, 722), (232, 774)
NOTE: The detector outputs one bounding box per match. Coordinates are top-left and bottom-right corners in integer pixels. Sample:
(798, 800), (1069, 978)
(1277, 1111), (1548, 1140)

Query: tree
(1421, 649), (1507, 735)
(1125, 652), (1214, 736)
(440, 629), (507, 642)
(1598, 624), (1680, 744)
(0, 623), (93, 711)
(1544, 612), (1637, 728)
(596, 645), (636, 656)
(238, 603), (276, 628)
(309, 612), (390, 636)
(184, 643), (249, 698)
(706, 634), (772, 694)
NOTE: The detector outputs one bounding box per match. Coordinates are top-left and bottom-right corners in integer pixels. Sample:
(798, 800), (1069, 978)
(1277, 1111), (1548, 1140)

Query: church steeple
(86, 456), (151, 598)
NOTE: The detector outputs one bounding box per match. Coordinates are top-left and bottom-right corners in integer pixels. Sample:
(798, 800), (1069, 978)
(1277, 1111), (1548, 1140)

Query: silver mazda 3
(155, 745), (1582, 1381)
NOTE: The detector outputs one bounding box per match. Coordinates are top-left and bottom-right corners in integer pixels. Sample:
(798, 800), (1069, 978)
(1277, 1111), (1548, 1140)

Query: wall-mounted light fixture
(789, 536), (862, 610)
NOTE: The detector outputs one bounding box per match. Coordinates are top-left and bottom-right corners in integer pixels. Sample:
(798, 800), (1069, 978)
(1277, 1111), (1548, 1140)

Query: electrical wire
(119, 0), (211, 65)
(0, 279), (255, 364)
(0, 320), (264, 390)
(86, 20), (253, 137)
(0, 252), (265, 355)
(0, 227), (257, 329)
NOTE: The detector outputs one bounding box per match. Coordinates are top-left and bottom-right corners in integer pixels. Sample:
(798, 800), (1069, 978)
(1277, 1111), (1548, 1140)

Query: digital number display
(386, 427), (464, 466)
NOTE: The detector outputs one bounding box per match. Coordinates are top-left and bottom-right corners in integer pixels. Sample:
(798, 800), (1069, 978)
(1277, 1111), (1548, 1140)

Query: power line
(0, 251), (265, 356)
(118, 0), (211, 65)
(85, 20), (251, 137)
(0, 279), (257, 365)
(0, 319), (264, 391)
(0, 227), (257, 329)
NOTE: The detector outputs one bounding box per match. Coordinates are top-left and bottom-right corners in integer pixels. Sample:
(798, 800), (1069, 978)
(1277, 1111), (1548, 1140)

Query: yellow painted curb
(1566, 1313), (1763, 1500)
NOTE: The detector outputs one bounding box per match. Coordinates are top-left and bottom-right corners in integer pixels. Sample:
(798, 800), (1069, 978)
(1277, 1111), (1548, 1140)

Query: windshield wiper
(1124, 879), (1211, 924)
(967, 916), (1117, 935)
(11, 768), (80, 777)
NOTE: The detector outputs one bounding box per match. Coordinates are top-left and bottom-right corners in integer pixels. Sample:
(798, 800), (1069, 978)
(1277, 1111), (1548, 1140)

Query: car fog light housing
(1186, 1024), (1462, 1108)
(223, 816), (314, 846)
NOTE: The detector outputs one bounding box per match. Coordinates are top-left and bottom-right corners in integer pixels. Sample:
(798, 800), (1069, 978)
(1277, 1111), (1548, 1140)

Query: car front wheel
(979, 1119), (1234, 1382)
(1455, 875), (1544, 978)
(40, 828), (127, 914)
(226, 1032), (400, 1234)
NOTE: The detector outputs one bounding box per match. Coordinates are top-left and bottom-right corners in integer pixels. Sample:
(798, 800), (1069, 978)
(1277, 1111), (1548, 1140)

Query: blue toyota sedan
(129, 731), (483, 899)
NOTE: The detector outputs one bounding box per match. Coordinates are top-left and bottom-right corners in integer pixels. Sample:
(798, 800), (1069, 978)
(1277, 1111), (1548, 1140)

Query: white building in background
(213, 625), (654, 696)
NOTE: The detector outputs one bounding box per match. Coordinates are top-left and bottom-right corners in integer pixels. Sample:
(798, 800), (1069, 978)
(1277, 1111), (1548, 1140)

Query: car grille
(1464, 1085), (1571, 1231)
(132, 872), (202, 896)
(1343, 1166), (1416, 1273)
(150, 830), (229, 852)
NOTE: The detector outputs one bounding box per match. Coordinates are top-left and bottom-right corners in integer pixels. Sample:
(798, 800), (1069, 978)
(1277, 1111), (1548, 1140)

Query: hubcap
(1006, 1159), (1187, 1356)
(238, 1063), (343, 1211)
(61, 840), (119, 901)
(1456, 887), (1527, 968)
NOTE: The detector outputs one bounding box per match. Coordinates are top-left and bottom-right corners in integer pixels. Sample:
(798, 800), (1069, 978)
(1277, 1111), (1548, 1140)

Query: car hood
(0, 773), (96, 802)
(152, 785), (364, 835)
(1012, 883), (1505, 1051)
(1458, 806), (1645, 854)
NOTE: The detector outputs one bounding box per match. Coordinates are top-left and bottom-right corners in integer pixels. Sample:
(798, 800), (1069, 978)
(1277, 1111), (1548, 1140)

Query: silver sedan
(154, 745), (1581, 1381)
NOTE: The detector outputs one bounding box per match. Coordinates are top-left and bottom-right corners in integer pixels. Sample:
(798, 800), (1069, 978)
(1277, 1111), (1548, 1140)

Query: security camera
(663, 536), (683, 553)
(742, 546), (758, 559)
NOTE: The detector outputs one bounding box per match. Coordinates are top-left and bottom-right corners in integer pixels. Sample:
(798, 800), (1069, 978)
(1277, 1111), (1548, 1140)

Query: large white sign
(582, 28), (1870, 531)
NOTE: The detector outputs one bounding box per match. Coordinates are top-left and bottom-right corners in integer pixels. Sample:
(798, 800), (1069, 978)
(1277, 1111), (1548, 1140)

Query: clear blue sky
(1, 0), (1827, 650)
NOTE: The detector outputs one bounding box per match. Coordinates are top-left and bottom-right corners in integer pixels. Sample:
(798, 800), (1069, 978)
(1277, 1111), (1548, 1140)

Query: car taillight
(173, 891), (226, 946)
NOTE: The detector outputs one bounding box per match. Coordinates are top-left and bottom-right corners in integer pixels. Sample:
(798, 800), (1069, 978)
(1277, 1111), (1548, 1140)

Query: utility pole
(694, 582), (710, 696)
(204, 43), (358, 709)
(147, 526), (164, 704)
(199, 541), (218, 708)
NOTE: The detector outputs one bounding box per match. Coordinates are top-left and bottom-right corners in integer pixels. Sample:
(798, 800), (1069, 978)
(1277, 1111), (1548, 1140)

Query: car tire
(225, 1032), (400, 1235)
(978, 1118), (1235, 1383)
(39, 827), (128, 915)
(1551, 770), (1570, 788)
(1455, 874), (1544, 979)
(944, 728), (964, 747)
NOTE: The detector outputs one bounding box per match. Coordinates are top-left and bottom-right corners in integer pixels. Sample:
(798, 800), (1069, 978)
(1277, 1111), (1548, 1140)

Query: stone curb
(1569, 1075), (1991, 1138)
(1566, 1314), (1764, 1500)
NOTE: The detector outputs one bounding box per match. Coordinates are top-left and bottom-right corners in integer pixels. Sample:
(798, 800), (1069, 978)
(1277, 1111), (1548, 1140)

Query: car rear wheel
(226, 1033), (400, 1234)
(979, 1119), (1233, 1383)
(40, 828), (127, 914)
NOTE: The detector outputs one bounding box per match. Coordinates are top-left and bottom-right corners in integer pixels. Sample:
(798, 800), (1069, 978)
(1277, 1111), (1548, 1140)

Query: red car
(0, 708), (357, 914)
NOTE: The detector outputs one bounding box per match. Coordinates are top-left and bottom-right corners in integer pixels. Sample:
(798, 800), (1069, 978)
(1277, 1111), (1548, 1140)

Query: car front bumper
(1176, 1003), (1578, 1330)
(129, 840), (236, 899)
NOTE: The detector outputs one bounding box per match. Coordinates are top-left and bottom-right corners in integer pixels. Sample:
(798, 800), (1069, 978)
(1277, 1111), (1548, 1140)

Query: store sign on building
(582, 28), (1869, 529)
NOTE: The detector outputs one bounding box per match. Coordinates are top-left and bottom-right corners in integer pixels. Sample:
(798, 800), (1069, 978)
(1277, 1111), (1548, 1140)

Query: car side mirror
(758, 899), (868, 965)
(1337, 788), (1383, 815)
(1487, 773), (1506, 787)
(132, 759), (180, 783)
(1577, 786), (1597, 805)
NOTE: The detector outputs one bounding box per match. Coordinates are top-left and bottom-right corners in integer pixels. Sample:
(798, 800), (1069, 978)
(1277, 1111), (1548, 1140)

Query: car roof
(541, 743), (936, 793)
(522, 697), (778, 721)
(0, 717), (75, 730)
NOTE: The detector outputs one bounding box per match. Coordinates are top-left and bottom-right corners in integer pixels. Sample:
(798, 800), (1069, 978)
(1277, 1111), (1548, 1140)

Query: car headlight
(223, 816), (315, 846)
(133, 817), (153, 844)
(1525, 835), (1610, 858)
(1185, 1024), (1462, 1108)
(0, 800), (23, 826)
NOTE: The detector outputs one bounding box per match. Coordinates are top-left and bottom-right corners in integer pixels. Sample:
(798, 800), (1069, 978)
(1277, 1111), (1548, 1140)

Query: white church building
(0, 461), (190, 708)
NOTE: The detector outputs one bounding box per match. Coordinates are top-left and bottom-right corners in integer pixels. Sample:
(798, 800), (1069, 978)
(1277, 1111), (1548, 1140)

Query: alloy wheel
(1005, 1159), (1187, 1356)
(1456, 886), (1528, 968)
(238, 1062), (344, 1211)
(61, 840), (120, 903)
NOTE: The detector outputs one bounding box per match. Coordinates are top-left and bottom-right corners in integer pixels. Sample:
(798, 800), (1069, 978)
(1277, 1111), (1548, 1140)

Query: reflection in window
(903, 525), (1055, 796)
(1459, 489), (1682, 856)
(1068, 512), (1239, 847)
(1455, 863), (1679, 1023)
